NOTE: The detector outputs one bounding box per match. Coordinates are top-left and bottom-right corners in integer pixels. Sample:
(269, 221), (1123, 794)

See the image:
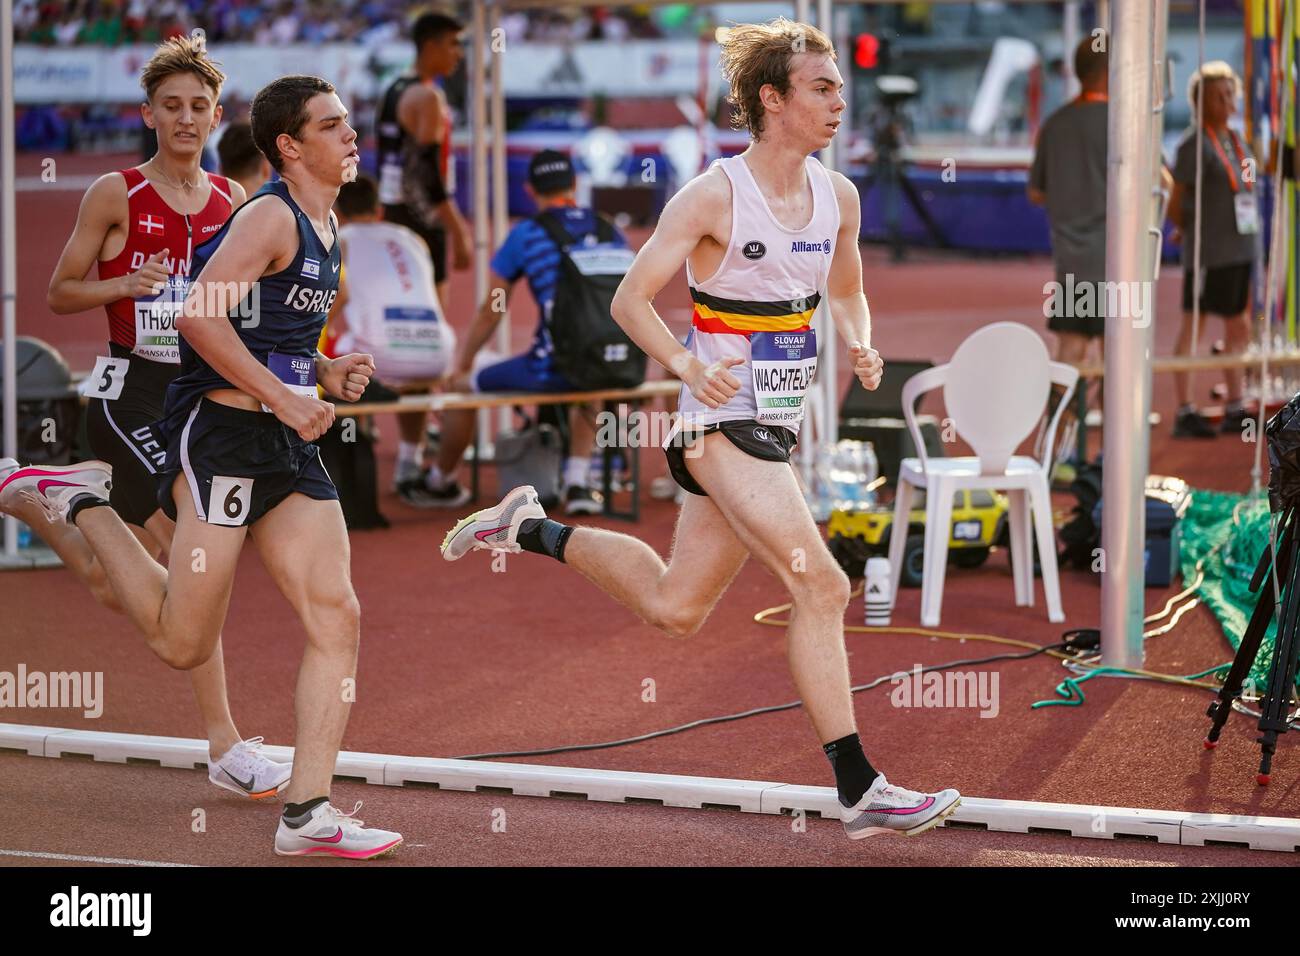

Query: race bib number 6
(751, 329), (818, 426)
(208, 475), (253, 527)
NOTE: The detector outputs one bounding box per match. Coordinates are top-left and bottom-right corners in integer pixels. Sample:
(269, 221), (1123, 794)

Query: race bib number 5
(261, 353), (317, 413)
(80, 356), (130, 400)
(751, 329), (818, 426)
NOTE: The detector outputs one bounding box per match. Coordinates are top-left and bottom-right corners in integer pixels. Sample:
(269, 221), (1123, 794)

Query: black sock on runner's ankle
(516, 517), (573, 562)
(67, 493), (111, 526)
(823, 733), (879, 808)
(282, 796), (330, 825)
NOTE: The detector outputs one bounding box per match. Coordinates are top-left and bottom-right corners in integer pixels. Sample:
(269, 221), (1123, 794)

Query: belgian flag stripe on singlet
(689, 287), (820, 334)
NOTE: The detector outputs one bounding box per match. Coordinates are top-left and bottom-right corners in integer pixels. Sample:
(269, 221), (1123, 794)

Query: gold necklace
(149, 158), (202, 192)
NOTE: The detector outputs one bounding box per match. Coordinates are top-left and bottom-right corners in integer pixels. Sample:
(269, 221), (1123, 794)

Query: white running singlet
(338, 220), (455, 381)
(678, 153), (840, 433)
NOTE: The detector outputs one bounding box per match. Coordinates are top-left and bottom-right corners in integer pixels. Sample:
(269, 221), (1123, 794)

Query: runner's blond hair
(720, 18), (835, 140)
(140, 36), (225, 101)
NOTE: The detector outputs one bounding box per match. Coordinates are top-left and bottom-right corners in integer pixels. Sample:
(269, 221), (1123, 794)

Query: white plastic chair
(887, 322), (1078, 627)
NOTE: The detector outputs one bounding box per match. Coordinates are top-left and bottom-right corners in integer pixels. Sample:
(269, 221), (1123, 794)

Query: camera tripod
(1204, 504), (1300, 784)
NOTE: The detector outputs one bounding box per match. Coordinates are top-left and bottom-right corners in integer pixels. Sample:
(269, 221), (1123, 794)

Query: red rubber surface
(3, 153), (1297, 865)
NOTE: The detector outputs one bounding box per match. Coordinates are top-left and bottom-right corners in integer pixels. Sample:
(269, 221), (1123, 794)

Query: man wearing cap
(426, 150), (628, 514)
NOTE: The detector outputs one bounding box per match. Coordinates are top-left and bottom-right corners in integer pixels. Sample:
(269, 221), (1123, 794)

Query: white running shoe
(208, 737), (292, 800)
(0, 461), (112, 522)
(440, 484), (545, 561)
(274, 801), (403, 860)
(840, 774), (962, 839)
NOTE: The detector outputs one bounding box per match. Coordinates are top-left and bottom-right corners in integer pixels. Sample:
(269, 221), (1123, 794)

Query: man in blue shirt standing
(422, 150), (628, 514)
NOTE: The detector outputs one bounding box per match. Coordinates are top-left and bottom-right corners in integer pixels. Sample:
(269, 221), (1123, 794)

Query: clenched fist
(850, 341), (884, 391)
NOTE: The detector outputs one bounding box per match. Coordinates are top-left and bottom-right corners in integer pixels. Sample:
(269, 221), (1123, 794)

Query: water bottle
(860, 442), (879, 509)
(864, 557), (892, 627)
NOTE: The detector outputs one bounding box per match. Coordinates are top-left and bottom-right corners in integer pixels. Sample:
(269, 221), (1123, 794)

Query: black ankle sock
(516, 517), (573, 562)
(282, 796), (330, 826)
(823, 733), (879, 808)
(67, 493), (111, 526)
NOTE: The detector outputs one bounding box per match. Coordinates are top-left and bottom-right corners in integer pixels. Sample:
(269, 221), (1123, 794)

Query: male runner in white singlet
(444, 19), (961, 839)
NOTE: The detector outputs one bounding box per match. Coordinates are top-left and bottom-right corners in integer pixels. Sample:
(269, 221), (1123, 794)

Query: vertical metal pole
(816, 0), (838, 470)
(795, 0), (811, 26)
(1097, 0), (1111, 33)
(818, 0), (836, 172)
(1101, 0), (1156, 669)
(1063, 2), (1082, 100)
(471, 2), (492, 453)
(2, 0), (18, 557)
(489, 0), (511, 433)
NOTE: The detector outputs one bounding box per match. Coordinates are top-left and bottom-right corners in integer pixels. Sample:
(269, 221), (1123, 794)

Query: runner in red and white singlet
(0, 38), (289, 800)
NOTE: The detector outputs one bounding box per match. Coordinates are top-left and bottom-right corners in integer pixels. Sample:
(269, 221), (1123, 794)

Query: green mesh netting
(1180, 488), (1282, 688)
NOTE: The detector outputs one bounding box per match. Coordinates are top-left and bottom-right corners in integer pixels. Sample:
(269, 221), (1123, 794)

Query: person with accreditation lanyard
(1168, 60), (1258, 440)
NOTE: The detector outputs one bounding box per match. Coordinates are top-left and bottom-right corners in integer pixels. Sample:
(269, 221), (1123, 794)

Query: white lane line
(0, 848), (197, 867)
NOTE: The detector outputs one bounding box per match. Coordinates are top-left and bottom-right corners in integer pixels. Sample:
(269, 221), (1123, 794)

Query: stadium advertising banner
(13, 41), (724, 104)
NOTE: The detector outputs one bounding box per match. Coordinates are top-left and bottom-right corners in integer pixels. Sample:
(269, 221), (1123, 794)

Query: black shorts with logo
(156, 398), (338, 527)
(1183, 262), (1252, 316)
(83, 342), (175, 527)
(382, 203), (447, 284)
(665, 419), (799, 497)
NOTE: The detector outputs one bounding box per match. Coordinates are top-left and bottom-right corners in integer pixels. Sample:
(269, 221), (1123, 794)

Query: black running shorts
(1182, 262), (1252, 316)
(83, 343), (175, 527)
(665, 419), (799, 497)
(157, 398), (338, 527)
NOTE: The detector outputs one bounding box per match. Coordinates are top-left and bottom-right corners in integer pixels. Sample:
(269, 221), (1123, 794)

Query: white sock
(563, 456), (590, 489)
(398, 441), (423, 470)
(425, 464), (449, 491)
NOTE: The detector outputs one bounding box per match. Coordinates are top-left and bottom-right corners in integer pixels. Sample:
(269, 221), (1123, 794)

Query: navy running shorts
(157, 397), (338, 527)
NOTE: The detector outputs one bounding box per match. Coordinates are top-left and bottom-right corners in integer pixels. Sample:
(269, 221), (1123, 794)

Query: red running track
(2, 153), (1297, 866)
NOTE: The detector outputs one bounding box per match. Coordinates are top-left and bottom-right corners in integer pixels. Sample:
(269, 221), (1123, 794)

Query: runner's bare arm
(176, 197), (314, 414)
(826, 171), (882, 390)
(400, 84), (470, 263)
(47, 173), (157, 313)
(400, 84), (445, 147)
(229, 179), (247, 208)
(611, 172), (729, 376)
(452, 271), (513, 376)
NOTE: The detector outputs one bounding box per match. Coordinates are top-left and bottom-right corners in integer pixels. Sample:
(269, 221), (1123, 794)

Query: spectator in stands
(53, 5), (86, 45)
(429, 150), (626, 516)
(15, 0), (40, 36)
(215, 120), (270, 202)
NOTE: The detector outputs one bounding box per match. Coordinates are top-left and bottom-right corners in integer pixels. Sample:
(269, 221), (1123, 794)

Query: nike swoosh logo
(304, 828), (344, 844)
(223, 767), (257, 791)
(36, 479), (84, 495)
(871, 796), (936, 816)
(0, 468), (97, 495)
(475, 525), (511, 541)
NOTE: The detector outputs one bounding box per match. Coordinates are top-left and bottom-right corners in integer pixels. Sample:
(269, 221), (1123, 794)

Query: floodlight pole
(1100, 0), (1157, 669)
